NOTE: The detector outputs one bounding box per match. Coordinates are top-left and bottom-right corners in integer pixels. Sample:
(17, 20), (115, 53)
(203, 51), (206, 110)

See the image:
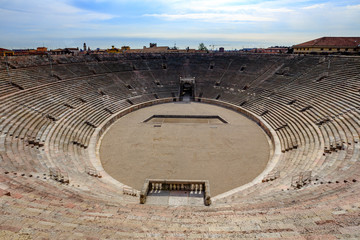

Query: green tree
(198, 43), (208, 51)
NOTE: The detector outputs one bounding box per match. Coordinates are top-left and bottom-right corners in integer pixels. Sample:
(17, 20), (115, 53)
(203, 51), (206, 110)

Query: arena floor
(100, 102), (270, 196)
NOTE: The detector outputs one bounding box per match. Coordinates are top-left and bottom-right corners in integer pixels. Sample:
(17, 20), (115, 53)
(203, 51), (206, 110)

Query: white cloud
(0, 0), (115, 26)
(0, 0), (359, 49)
(346, 4), (360, 10)
(143, 0), (295, 24)
(302, 3), (326, 9)
(145, 13), (275, 22)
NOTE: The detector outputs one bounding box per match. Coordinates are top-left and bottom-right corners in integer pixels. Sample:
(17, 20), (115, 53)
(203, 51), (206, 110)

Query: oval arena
(99, 102), (270, 196)
(0, 53), (360, 238)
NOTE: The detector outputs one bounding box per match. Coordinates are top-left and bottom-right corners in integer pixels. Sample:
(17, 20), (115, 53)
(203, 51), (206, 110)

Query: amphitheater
(0, 53), (359, 239)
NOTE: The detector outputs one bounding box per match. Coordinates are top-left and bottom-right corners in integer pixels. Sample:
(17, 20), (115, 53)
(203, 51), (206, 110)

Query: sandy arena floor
(100, 102), (270, 196)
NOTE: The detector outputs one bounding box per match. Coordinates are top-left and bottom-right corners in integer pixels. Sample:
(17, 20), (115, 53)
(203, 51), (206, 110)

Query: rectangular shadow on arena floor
(143, 115), (228, 124)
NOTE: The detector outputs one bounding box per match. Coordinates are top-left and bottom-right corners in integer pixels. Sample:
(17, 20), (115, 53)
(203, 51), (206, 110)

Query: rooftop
(294, 37), (360, 48)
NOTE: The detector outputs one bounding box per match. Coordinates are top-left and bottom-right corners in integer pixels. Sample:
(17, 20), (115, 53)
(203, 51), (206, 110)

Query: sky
(0, 0), (359, 50)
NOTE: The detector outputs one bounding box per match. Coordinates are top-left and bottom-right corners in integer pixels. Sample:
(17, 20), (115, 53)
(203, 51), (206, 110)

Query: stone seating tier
(0, 53), (360, 238)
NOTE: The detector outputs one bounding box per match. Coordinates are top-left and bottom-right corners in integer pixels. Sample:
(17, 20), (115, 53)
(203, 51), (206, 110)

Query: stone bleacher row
(0, 53), (360, 239)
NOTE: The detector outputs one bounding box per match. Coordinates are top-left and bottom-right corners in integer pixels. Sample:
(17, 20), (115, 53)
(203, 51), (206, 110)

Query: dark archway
(179, 77), (195, 101)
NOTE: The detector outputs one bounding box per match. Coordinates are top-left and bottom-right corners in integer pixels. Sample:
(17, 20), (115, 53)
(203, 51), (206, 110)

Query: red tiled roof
(293, 37), (360, 48)
(0, 48), (12, 51)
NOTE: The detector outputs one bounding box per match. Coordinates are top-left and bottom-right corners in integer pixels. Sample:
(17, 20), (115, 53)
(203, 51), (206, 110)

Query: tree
(198, 43), (208, 51)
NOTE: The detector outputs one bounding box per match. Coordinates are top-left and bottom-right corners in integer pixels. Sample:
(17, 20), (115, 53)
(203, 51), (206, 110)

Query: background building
(0, 48), (14, 56)
(293, 37), (360, 54)
(263, 47), (288, 54)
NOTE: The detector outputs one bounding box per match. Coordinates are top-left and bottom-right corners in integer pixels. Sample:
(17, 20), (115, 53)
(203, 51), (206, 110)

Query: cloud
(302, 3), (326, 9)
(144, 13), (275, 23)
(0, 0), (359, 49)
(161, 0), (292, 13)
(143, 0), (295, 24)
(0, 0), (115, 26)
(346, 4), (360, 10)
